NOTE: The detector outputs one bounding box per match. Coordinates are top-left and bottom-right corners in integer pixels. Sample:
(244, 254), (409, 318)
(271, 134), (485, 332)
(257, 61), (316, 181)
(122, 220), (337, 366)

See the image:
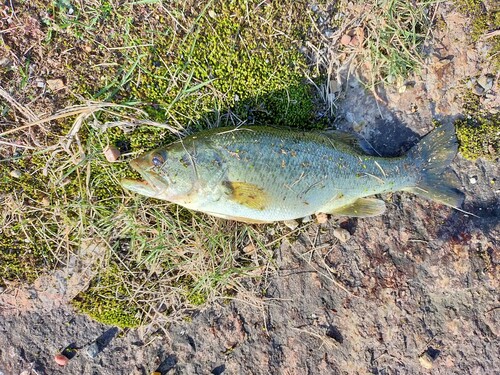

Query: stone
(324, 28), (335, 38)
(333, 227), (351, 243)
(54, 354), (69, 366)
(9, 170), (22, 178)
(477, 75), (493, 91)
(46, 78), (66, 92)
(315, 213), (328, 224)
(283, 220), (299, 230)
(104, 145), (121, 162)
(340, 34), (352, 46)
(86, 342), (100, 358)
(473, 85), (484, 96)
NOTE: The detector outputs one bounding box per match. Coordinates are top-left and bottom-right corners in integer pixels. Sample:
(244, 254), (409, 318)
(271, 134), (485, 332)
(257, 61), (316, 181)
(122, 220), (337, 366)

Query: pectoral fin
(224, 181), (269, 211)
(327, 198), (386, 217)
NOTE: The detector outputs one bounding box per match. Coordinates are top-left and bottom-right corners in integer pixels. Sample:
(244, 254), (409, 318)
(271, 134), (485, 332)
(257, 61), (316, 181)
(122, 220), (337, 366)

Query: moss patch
(455, 92), (499, 160)
(129, 0), (316, 129)
(72, 265), (141, 329)
(456, 0), (500, 67)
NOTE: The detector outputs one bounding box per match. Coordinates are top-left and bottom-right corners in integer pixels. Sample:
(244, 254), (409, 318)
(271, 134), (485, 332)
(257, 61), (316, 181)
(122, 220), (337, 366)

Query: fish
(121, 124), (464, 223)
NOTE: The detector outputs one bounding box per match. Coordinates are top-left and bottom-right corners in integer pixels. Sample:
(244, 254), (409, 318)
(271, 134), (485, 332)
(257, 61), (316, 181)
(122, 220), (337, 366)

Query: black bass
(121, 124), (464, 223)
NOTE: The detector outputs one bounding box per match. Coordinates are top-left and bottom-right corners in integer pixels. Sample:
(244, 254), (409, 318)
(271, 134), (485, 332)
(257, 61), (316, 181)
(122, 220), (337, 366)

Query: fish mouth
(129, 158), (147, 174)
(122, 158), (166, 198)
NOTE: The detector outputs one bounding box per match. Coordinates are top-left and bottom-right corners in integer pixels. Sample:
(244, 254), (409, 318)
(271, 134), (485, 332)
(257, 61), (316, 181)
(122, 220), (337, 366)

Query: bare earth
(0, 4), (498, 375)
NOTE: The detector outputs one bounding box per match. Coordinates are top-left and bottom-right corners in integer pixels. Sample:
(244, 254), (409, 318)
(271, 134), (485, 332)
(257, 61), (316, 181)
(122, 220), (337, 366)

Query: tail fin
(404, 123), (465, 208)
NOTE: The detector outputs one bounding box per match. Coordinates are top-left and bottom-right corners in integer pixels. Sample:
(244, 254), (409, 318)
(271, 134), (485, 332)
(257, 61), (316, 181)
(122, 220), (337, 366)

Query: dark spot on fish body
(180, 154), (191, 168)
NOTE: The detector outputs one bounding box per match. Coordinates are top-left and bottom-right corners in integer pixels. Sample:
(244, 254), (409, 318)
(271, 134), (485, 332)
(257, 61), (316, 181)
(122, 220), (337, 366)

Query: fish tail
(404, 123), (464, 208)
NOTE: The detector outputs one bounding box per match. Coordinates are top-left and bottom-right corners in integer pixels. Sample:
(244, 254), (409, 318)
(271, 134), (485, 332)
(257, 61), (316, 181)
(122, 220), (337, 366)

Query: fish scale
(122, 124), (464, 223)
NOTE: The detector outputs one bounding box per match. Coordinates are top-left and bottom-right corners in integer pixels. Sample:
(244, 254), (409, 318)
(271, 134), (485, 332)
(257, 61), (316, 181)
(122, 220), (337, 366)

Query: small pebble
(323, 28), (335, 38)
(329, 79), (341, 93)
(301, 215), (313, 223)
(54, 354), (69, 366)
(315, 213), (328, 224)
(10, 170), (22, 178)
(35, 78), (45, 88)
(86, 342), (100, 358)
(104, 145), (121, 162)
(477, 75), (493, 91)
(333, 227), (351, 243)
(340, 34), (352, 46)
(473, 85), (485, 96)
(242, 243), (256, 254)
(0, 57), (12, 67)
(283, 220), (299, 230)
(418, 353), (434, 369)
(46, 78), (65, 92)
(469, 176), (477, 184)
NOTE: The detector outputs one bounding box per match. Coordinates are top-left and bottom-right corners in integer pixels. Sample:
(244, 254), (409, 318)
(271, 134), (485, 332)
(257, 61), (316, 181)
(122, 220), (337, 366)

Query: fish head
(121, 143), (199, 202)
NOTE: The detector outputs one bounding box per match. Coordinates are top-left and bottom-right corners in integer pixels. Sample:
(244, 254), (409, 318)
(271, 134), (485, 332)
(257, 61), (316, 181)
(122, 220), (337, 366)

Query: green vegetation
(455, 92), (499, 160)
(456, 0), (499, 39)
(73, 265), (141, 329)
(451, 0), (499, 159)
(0, 0), (311, 327)
(356, 0), (437, 86)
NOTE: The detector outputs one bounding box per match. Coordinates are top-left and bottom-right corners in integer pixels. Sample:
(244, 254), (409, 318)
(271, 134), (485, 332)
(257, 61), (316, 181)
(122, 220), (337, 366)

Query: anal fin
(327, 198), (386, 217)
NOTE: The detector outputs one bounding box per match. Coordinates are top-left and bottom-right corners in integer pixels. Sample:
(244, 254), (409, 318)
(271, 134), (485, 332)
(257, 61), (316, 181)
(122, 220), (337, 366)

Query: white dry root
(0, 86), (185, 170)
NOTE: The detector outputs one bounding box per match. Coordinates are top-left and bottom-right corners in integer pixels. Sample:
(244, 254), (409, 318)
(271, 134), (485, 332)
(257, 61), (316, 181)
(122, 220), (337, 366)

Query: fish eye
(152, 153), (164, 167)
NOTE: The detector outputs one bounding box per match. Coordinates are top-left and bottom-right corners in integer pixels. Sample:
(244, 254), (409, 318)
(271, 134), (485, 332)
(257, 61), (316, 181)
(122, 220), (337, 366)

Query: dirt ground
(1, 2), (499, 375)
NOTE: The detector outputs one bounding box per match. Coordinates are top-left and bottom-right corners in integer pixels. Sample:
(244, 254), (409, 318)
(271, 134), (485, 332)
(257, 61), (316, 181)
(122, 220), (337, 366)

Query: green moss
(0, 156), (59, 286)
(130, 0), (316, 131)
(455, 93), (499, 160)
(187, 291), (208, 306)
(0, 234), (53, 285)
(72, 265), (141, 328)
(456, 0), (500, 67)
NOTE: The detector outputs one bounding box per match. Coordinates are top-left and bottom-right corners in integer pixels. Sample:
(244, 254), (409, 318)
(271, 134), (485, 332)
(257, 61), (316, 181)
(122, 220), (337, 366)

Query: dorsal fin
(321, 130), (368, 154)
